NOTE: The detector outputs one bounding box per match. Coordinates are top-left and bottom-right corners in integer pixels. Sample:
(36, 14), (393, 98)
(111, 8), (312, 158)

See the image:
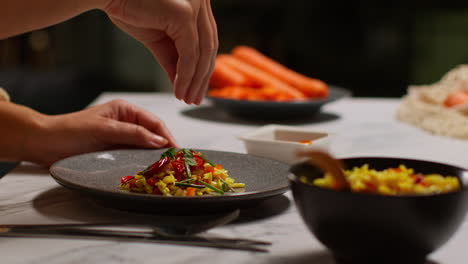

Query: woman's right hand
(102, 0), (218, 105)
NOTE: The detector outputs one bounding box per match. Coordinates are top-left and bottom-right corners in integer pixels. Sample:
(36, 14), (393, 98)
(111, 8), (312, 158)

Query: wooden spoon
(297, 150), (349, 190)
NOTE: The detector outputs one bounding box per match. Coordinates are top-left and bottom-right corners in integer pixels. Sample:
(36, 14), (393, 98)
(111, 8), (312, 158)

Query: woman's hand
(103, 0), (218, 105)
(0, 0), (217, 104)
(0, 100), (178, 166)
(0, 0), (218, 104)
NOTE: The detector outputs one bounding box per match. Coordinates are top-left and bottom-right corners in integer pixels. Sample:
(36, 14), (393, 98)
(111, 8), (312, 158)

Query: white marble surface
(1, 92), (468, 264)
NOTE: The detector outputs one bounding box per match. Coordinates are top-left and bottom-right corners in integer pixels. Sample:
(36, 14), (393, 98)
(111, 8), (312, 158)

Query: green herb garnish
(181, 149), (197, 166)
(160, 147), (177, 159)
(181, 149), (197, 178)
(184, 162), (192, 178)
(199, 154), (215, 167)
(175, 182), (205, 188)
(177, 178), (195, 184)
(197, 180), (224, 194)
(219, 177), (235, 192)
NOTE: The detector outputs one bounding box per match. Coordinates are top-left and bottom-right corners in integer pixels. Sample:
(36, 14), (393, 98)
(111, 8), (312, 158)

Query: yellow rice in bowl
(300, 164), (460, 195)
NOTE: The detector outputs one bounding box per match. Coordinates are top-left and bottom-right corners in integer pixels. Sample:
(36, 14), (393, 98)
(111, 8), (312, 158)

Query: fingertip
(181, 91), (196, 104)
(183, 98), (192, 105)
(175, 93), (183, 102)
(150, 135), (169, 148)
(182, 88), (195, 104)
(196, 86), (209, 104)
(193, 96), (203, 105)
(174, 81), (191, 103)
(174, 88), (184, 101)
(187, 86), (203, 105)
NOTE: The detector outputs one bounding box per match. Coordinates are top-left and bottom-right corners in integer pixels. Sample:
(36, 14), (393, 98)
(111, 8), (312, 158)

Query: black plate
(49, 149), (290, 214)
(207, 85), (351, 119)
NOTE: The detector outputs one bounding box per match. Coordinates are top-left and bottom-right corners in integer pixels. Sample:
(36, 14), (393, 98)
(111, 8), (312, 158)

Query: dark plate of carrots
(208, 85), (350, 119)
(207, 46), (350, 119)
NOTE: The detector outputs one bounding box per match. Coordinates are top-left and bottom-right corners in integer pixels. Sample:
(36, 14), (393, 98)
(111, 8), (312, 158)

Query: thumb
(99, 120), (169, 148)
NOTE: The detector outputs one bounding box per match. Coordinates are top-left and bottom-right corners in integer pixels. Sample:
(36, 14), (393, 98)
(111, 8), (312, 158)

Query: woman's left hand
(25, 99), (178, 166)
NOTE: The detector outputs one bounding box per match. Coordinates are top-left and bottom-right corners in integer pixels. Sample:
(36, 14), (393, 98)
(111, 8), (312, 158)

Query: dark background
(1, 3), (468, 114)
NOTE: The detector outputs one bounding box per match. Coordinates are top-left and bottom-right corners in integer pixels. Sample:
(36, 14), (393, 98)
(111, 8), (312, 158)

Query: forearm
(0, 0), (110, 39)
(0, 102), (46, 162)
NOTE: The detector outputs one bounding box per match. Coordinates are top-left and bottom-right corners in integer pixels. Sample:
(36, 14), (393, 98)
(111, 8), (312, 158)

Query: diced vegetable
(120, 176), (134, 184)
(444, 90), (468, 107)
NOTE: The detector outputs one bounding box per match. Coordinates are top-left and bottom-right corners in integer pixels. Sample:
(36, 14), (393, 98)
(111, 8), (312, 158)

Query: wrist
(0, 102), (48, 163)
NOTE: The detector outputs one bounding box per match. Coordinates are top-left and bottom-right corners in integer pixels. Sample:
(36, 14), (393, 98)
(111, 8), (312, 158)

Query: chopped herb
(197, 180), (224, 194)
(184, 161), (192, 178)
(160, 147), (177, 159)
(180, 148), (197, 178)
(220, 177), (235, 192)
(177, 178), (195, 184)
(199, 154), (215, 167)
(181, 149), (197, 166)
(175, 182), (205, 188)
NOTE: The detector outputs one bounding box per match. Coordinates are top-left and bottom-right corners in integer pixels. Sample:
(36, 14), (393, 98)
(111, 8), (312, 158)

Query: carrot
(228, 86), (248, 100)
(217, 55), (306, 100)
(186, 187), (196, 196)
(209, 57), (248, 88)
(209, 85), (292, 101)
(444, 90), (468, 107)
(232, 46), (328, 98)
(209, 86), (247, 100)
(259, 85), (284, 100)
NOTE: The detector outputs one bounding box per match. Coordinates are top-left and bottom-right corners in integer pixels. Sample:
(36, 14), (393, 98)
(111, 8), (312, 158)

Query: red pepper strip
(127, 178), (137, 188)
(172, 159), (186, 181)
(147, 177), (158, 186)
(140, 157), (171, 177)
(192, 155), (204, 169)
(121, 176), (134, 184)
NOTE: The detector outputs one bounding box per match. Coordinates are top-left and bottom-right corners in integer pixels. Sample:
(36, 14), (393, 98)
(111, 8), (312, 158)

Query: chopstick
(0, 224), (270, 252)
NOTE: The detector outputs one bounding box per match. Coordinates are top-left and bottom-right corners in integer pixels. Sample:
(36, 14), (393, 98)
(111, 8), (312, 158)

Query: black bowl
(289, 157), (468, 264)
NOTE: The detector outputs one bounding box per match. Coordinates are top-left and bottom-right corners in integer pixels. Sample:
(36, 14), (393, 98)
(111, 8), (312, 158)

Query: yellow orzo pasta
(300, 164), (460, 195)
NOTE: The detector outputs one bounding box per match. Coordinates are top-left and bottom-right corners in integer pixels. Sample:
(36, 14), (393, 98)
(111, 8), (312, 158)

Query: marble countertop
(1, 93), (467, 264)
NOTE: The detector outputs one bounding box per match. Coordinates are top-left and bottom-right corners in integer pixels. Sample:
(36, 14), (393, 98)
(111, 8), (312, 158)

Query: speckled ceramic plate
(50, 149), (290, 214)
(207, 85), (351, 119)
